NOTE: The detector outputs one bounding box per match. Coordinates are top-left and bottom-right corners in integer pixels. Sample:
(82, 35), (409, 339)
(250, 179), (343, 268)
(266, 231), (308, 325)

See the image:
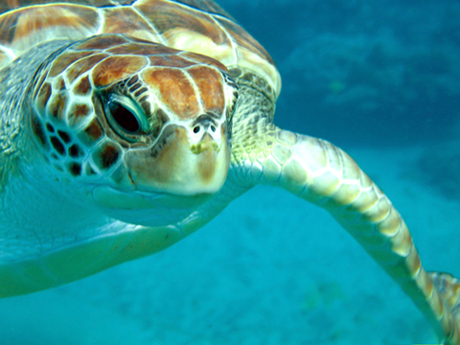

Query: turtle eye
(105, 94), (148, 140)
(108, 102), (140, 133)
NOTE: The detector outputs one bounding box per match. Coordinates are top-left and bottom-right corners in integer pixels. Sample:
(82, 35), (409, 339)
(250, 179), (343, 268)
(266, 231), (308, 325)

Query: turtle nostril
(193, 125), (201, 134)
(210, 125), (216, 132)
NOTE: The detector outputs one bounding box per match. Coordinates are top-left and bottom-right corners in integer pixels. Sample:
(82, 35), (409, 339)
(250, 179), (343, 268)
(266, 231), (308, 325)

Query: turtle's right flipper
(245, 127), (460, 344)
(430, 272), (460, 343)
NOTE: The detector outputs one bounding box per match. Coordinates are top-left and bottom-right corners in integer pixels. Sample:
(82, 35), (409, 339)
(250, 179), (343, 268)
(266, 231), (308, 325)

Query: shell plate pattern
(0, 0), (281, 100)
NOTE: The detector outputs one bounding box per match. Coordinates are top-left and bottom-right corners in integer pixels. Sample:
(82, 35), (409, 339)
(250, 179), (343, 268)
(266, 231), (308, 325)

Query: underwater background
(1, 0), (460, 344)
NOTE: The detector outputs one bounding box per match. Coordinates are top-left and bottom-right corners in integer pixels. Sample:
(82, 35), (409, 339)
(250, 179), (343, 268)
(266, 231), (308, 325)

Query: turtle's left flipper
(232, 125), (460, 344)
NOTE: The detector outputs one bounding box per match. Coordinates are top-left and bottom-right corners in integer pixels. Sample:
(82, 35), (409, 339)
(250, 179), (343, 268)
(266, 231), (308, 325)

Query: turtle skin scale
(0, 1), (459, 343)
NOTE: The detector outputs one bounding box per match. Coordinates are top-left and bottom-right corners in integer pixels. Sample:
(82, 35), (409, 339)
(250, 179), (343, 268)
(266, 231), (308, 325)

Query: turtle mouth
(91, 185), (214, 227)
(92, 184), (212, 210)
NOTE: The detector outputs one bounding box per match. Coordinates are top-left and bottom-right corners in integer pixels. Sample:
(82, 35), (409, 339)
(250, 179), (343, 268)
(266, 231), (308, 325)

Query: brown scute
(0, 10), (16, 51)
(107, 42), (177, 56)
(48, 92), (68, 121)
(68, 162), (82, 177)
(94, 142), (121, 170)
(73, 76), (91, 95)
(149, 54), (197, 68)
(101, 6), (156, 36)
(79, 117), (104, 146)
(136, 0), (228, 45)
(128, 82), (142, 93)
(188, 66), (225, 114)
(50, 136), (65, 156)
(57, 77), (66, 91)
(216, 17), (275, 65)
(68, 103), (91, 127)
(143, 67), (200, 119)
(127, 75), (139, 86)
(85, 117), (103, 140)
(138, 95), (148, 104)
(0, 5), (100, 49)
(92, 55), (148, 87)
(48, 51), (93, 78)
(75, 104), (90, 117)
(180, 52), (227, 71)
(36, 82), (52, 112)
(73, 34), (129, 51)
(133, 87), (148, 98)
(30, 113), (48, 148)
(66, 53), (109, 83)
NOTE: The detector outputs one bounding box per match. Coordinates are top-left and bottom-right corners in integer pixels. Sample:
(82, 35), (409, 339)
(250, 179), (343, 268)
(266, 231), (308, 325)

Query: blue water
(229, 0), (460, 148)
(1, 1), (460, 344)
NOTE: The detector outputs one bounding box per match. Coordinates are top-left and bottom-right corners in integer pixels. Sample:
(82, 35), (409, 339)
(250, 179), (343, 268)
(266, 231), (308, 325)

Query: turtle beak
(123, 118), (230, 195)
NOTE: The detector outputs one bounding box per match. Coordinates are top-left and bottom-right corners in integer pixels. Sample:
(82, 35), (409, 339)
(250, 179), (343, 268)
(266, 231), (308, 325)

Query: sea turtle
(0, 0), (458, 343)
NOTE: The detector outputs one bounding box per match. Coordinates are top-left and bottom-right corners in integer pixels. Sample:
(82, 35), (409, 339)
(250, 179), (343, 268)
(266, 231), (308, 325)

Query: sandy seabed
(0, 145), (458, 345)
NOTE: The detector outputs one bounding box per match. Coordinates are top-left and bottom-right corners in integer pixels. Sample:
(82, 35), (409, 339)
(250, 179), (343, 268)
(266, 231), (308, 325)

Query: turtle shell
(0, 0), (281, 98)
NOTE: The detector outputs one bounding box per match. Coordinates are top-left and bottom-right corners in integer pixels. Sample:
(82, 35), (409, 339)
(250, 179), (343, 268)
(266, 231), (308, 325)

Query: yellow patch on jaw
(190, 141), (219, 154)
(198, 156), (216, 184)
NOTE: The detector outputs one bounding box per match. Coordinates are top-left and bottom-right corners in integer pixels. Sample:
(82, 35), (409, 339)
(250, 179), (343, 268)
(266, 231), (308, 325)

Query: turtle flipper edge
(430, 272), (460, 338)
(230, 125), (460, 344)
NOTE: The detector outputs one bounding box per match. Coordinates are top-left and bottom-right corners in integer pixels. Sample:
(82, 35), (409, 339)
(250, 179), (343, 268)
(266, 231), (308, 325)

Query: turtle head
(28, 35), (238, 206)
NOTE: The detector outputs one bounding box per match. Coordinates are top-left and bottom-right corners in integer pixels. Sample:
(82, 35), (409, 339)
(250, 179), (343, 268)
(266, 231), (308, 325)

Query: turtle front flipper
(230, 125), (460, 344)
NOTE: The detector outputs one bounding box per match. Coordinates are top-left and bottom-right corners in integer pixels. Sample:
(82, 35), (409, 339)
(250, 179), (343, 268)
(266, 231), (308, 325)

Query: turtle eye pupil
(109, 102), (140, 133)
